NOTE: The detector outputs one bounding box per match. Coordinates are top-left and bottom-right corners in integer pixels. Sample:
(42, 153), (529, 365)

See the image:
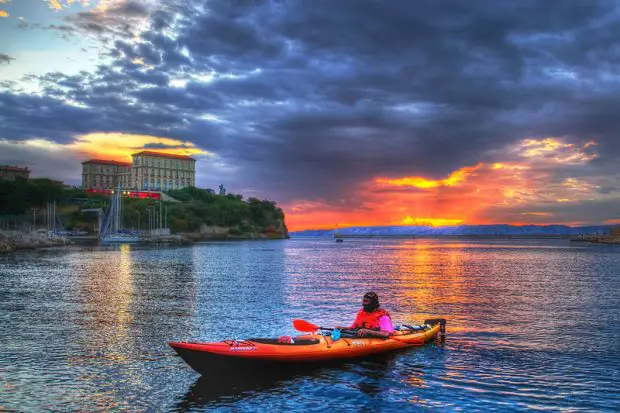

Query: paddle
(293, 319), (400, 340)
(293, 319), (357, 341)
(293, 319), (332, 332)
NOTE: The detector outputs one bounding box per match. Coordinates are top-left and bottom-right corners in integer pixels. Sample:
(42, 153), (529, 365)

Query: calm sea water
(0, 238), (619, 412)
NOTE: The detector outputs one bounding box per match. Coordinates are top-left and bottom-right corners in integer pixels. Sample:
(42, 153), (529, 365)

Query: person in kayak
(337, 291), (395, 338)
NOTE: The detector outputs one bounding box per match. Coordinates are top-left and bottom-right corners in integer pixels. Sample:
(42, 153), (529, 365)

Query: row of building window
(134, 170), (191, 178)
(134, 158), (194, 170)
(142, 179), (192, 190)
(84, 166), (130, 174)
(84, 176), (130, 183)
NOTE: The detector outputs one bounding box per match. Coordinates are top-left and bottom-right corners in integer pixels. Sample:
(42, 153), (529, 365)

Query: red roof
(132, 151), (196, 161)
(82, 159), (131, 167)
(0, 165), (30, 172)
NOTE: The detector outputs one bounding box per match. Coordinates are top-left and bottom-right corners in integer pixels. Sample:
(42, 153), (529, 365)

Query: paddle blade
(293, 319), (320, 332)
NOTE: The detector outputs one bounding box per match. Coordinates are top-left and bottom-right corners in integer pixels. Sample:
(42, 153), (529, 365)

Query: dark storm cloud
(0, 91), (95, 142)
(138, 143), (195, 150)
(64, 0), (152, 39)
(482, 197), (620, 225)
(3, 0), (620, 218)
(179, 5), (287, 70)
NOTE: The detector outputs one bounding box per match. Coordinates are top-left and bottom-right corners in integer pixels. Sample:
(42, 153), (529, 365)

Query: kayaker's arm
(356, 328), (391, 339)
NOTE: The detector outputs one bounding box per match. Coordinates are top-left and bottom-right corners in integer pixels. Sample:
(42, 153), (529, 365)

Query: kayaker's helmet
(363, 291), (380, 313)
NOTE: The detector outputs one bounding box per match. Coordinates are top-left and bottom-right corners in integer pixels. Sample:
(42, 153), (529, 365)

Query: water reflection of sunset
(73, 244), (134, 347)
(389, 241), (465, 325)
(66, 244), (140, 409)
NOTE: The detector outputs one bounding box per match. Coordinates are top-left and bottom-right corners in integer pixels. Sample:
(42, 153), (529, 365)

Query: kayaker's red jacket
(351, 308), (392, 330)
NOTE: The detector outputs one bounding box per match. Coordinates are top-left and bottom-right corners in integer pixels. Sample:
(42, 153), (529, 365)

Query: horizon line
(291, 223), (619, 232)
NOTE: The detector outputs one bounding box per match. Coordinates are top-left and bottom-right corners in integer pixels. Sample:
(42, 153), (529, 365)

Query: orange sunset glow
(15, 133), (207, 162)
(283, 137), (603, 231)
(71, 133), (206, 161)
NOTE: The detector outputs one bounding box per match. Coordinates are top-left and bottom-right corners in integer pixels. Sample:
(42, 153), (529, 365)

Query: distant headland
(291, 224), (616, 239)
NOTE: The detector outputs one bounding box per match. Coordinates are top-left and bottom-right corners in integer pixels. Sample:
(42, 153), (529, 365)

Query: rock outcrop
(179, 220), (289, 241)
(0, 230), (73, 253)
(570, 234), (620, 244)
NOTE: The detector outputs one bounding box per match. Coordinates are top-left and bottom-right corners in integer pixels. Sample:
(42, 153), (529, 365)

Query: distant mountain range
(291, 224), (613, 237)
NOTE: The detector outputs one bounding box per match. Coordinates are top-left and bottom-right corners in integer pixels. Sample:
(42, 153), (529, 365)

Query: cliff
(121, 187), (289, 240)
(179, 220), (289, 241)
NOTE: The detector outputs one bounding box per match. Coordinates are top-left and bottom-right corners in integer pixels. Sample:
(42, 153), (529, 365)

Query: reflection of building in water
(71, 244), (135, 345)
(60, 246), (201, 409)
(65, 243), (138, 409)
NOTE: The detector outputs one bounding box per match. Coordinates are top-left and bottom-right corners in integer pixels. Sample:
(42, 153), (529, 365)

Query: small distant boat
(334, 224), (344, 242)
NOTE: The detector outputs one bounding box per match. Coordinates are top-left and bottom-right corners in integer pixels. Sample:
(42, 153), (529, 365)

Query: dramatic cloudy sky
(2, 0), (620, 230)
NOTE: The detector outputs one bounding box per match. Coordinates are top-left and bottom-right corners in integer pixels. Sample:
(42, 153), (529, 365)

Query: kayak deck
(170, 319), (446, 375)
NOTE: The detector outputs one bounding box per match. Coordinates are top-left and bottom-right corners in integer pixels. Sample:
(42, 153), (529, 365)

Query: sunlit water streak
(0, 238), (619, 412)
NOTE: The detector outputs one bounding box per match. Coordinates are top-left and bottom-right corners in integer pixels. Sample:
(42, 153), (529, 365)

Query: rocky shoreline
(177, 224), (289, 241)
(570, 234), (620, 244)
(0, 224), (288, 254)
(0, 230), (74, 254)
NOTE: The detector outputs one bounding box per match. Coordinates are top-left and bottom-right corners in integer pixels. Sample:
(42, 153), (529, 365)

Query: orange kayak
(170, 319), (446, 375)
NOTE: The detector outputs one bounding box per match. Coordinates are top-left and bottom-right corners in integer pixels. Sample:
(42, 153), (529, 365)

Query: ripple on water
(1, 239), (619, 412)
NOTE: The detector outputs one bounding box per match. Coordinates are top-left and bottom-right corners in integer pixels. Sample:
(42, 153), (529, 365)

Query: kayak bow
(169, 318), (446, 375)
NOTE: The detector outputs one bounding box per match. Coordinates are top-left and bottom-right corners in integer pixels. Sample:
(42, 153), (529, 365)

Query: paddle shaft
(293, 319), (390, 338)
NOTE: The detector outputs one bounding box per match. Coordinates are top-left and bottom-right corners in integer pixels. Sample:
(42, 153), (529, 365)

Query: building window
(150, 179), (154, 189)
(158, 160), (161, 168)
(156, 179), (160, 190)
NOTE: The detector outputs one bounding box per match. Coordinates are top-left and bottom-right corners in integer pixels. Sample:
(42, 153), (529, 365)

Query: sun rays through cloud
(283, 138), (605, 230)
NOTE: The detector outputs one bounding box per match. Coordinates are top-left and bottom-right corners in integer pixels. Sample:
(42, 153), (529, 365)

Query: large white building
(131, 151), (196, 191)
(82, 151), (196, 191)
(81, 159), (131, 190)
